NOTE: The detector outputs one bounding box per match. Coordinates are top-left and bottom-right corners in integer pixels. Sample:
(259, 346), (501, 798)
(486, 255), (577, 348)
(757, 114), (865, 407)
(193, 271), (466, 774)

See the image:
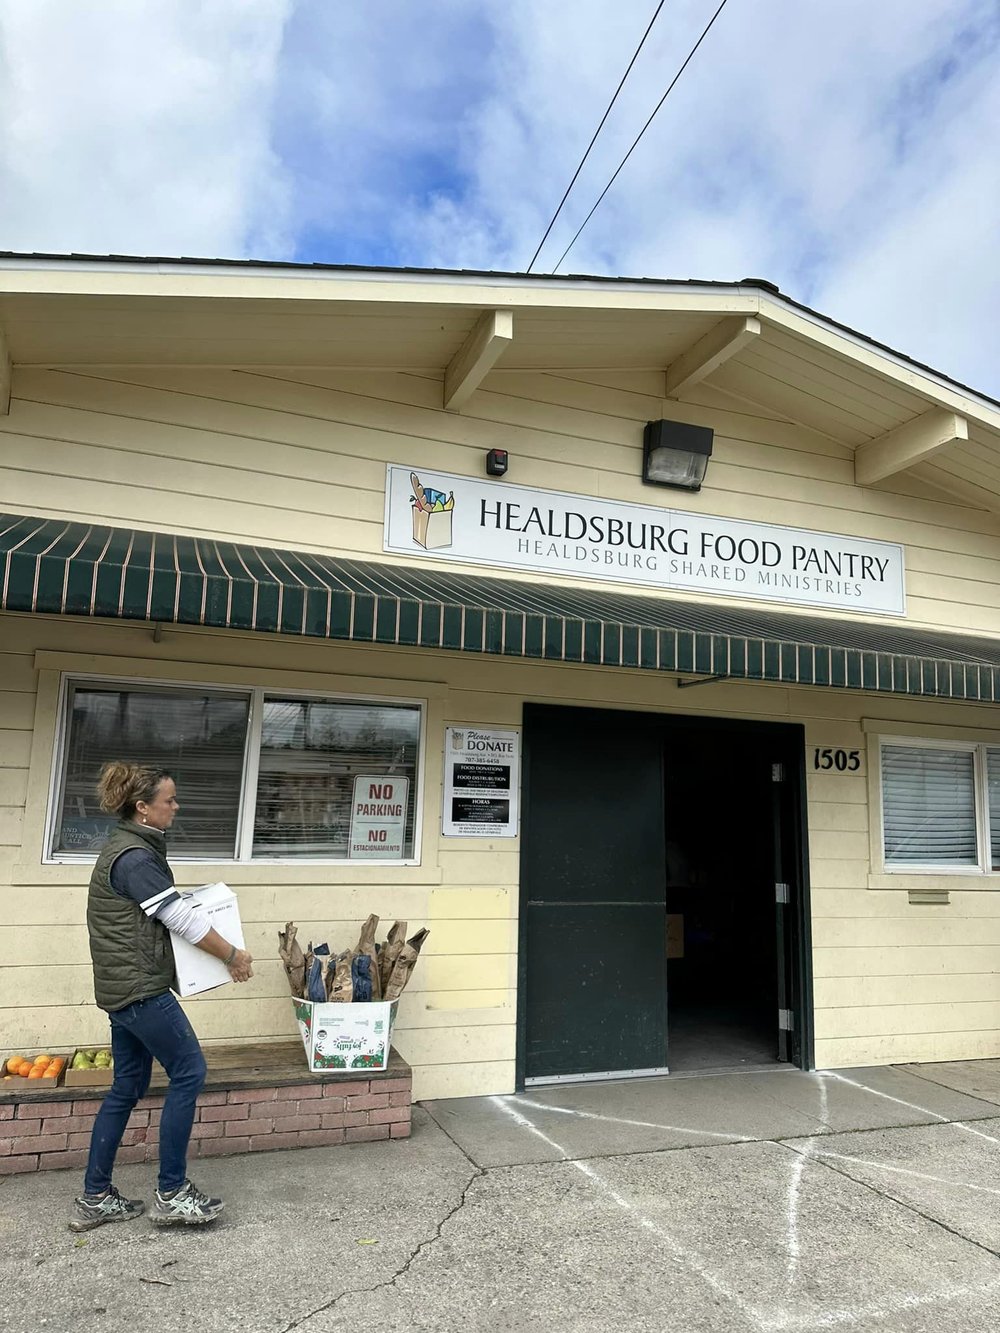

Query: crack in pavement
(895, 1062), (1000, 1110)
(277, 1111), (487, 1333)
(276, 1161), (486, 1333)
(376, 1114), (1000, 1174)
(779, 1137), (1000, 1265)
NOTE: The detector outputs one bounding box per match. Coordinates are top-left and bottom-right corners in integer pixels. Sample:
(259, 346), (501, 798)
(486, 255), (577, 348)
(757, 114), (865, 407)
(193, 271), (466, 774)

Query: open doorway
(664, 727), (782, 1072)
(518, 703), (810, 1088)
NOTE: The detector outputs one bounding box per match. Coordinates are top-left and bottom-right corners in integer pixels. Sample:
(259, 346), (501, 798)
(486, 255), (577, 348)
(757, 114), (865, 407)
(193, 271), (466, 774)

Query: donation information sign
(384, 465), (906, 616)
(443, 726), (520, 838)
(348, 775), (409, 860)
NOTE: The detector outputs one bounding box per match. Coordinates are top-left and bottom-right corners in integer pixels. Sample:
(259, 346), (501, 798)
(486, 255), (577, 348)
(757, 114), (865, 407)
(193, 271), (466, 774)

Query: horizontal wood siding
(3, 612), (1000, 1089)
(2, 365), (1000, 1091)
(3, 365), (1000, 631)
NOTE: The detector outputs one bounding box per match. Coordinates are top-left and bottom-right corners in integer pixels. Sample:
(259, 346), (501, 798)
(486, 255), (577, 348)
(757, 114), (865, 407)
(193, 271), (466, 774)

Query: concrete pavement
(3, 1061), (1000, 1332)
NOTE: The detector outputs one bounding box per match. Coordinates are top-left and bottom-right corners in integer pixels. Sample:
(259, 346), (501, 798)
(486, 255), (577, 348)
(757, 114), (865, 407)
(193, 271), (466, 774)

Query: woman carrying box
(70, 762), (254, 1233)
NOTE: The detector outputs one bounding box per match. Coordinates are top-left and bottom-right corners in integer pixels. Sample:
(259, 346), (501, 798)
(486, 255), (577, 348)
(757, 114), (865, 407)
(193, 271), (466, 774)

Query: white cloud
(0, 0), (293, 257)
(384, 0), (1000, 393)
(0, 0), (996, 396)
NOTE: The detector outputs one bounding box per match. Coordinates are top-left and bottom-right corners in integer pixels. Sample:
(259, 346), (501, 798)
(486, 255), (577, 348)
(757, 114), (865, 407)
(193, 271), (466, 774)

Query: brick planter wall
(0, 1074), (411, 1176)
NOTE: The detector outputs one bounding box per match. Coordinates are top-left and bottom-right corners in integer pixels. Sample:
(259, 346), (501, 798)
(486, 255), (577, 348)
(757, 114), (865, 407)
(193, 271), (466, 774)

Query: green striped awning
(3, 512), (1000, 701)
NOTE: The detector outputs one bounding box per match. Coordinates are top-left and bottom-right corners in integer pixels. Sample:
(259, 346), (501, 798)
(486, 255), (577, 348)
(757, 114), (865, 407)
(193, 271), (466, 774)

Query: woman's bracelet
(224, 944), (238, 967)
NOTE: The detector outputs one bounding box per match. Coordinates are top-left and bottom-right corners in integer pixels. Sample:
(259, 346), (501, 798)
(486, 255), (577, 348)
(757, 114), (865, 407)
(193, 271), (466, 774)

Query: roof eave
(0, 252), (998, 425)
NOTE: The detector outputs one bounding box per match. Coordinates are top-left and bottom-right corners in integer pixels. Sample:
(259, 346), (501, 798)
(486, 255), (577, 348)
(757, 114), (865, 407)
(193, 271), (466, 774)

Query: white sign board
(443, 726), (520, 838)
(384, 466), (906, 616)
(348, 775), (409, 859)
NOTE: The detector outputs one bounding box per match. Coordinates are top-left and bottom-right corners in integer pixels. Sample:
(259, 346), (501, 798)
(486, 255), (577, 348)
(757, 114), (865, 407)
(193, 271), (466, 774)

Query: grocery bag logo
(410, 471), (455, 551)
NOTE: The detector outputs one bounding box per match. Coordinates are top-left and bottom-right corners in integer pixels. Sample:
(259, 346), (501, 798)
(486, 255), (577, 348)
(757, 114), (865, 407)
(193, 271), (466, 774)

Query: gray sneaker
(150, 1179), (225, 1226)
(69, 1185), (145, 1232)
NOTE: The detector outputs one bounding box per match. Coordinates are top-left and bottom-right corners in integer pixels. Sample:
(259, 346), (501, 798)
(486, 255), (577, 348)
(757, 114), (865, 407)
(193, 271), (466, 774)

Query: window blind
(881, 744), (977, 866)
(987, 749), (1000, 871)
(51, 680), (424, 862)
(55, 686), (249, 857)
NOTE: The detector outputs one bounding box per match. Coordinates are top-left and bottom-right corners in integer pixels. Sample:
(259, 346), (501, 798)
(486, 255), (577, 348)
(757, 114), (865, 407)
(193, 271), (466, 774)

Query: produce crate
(1, 1053), (69, 1090)
(292, 998), (397, 1072)
(63, 1049), (115, 1087)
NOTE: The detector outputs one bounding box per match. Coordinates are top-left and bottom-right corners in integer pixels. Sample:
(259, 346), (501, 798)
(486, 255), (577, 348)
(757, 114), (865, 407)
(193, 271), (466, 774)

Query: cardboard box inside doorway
(667, 914), (684, 960)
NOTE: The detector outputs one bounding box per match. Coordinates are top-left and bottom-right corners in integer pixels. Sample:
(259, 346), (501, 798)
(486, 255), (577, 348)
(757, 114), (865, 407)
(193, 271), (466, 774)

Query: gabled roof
(1, 251), (999, 516)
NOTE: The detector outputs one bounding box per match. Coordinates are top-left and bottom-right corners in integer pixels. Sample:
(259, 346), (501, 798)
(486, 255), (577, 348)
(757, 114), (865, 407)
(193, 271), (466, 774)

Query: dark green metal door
(521, 706), (668, 1081)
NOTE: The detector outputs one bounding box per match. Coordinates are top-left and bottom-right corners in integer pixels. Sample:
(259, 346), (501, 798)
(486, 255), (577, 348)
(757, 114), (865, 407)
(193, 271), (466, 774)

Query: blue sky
(1, 0), (998, 394)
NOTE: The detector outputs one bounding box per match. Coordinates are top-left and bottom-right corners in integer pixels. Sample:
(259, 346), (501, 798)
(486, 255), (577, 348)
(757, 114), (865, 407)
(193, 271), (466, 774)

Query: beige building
(2, 254), (1000, 1099)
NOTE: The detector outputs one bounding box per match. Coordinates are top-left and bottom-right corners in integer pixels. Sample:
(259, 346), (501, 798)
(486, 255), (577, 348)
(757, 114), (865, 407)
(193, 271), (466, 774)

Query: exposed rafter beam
(854, 408), (969, 487)
(664, 315), (761, 398)
(0, 324), (10, 415)
(443, 309), (513, 411)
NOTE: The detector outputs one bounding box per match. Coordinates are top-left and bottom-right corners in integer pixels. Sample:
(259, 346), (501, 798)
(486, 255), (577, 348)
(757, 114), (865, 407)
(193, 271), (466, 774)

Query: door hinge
(775, 882), (790, 904)
(778, 1008), (794, 1031)
(771, 762), (785, 783)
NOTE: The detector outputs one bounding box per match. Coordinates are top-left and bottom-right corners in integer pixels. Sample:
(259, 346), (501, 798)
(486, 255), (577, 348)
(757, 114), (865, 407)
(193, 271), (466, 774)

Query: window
(51, 679), (422, 862)
(55, 685), (249, 857)
(880, 739), (1000, 873)
(253, 698), (419, 858)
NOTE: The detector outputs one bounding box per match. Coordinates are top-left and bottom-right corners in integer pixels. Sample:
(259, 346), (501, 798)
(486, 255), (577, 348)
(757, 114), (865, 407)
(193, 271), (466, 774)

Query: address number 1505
(813, 748), (862, 772)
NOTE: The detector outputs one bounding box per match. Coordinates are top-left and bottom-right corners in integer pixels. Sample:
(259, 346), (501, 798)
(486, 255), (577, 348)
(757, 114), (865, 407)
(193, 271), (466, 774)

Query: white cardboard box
(170, 882), (245, 997)
(292, 997), (397, 1072)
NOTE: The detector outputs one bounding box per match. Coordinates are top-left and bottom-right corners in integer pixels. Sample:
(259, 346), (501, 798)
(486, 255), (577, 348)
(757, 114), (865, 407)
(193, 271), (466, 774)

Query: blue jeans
(83, 992), (207, 1196)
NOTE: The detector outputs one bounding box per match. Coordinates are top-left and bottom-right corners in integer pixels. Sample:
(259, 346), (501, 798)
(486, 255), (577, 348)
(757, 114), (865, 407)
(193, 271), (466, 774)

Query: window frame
(45, 672), (427, 866)
(877, 734), (997, 876)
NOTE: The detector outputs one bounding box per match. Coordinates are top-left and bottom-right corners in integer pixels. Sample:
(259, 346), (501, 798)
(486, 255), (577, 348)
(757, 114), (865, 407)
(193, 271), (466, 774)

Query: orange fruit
(28, 1067), (44, 1079)
(9, 1058), (28, 1076)
(47, 1058), (64, 1074)
(33, 1056), (52, 1071)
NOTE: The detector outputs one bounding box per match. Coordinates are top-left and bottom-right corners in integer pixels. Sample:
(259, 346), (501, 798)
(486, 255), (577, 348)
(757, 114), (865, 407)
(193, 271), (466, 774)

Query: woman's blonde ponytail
(97, 762), (173, 818)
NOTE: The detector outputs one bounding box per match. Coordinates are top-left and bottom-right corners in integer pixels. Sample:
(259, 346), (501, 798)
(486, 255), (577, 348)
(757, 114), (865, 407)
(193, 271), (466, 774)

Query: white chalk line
(784, 1152), (807, 1287)
(514, 1076), (999, 1286)
(796, 1144), (1000, 1197)
(763, 1277), (1000, 1332)
(952, 1118), (1000, 1146)
(491, 1095), (766, 1329)
(784, 1073), (831, 1289)
(824, 1069), (951, 1122)
(492, 1076), (1000, 1333)
(776, 1070), (1000, 1327)
(825, 1069), (1000, 1148)
(512, 1094), (758, 1142)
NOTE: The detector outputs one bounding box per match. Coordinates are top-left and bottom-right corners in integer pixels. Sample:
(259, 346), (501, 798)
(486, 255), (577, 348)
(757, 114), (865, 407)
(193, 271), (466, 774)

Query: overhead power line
(526, 1), (667, 274)
(550, 0), (733, 274)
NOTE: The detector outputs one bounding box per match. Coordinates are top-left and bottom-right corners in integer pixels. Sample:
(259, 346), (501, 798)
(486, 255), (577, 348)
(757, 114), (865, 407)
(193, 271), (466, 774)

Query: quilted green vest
(87, 820), (177, 1012)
